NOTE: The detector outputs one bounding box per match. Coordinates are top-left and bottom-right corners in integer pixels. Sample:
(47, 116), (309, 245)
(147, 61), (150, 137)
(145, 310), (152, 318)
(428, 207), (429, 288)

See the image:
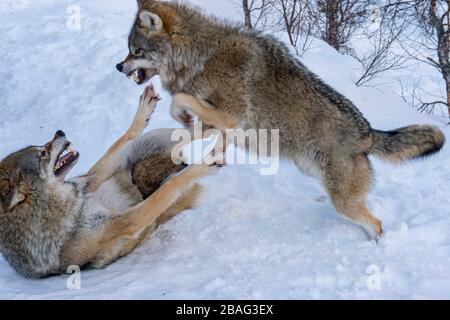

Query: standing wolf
(0, 85), (218, 278)
(117, 0), (445, 239)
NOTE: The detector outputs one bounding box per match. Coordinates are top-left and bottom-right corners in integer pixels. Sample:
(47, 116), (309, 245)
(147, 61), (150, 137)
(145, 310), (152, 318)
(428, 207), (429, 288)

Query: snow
(0, 0), (449, 300)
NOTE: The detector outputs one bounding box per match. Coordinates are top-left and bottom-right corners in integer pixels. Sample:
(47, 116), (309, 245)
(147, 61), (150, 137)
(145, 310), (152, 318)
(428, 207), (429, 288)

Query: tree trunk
(445, 0), (450, 118)
(243, 0), (253, 29)
(447, 78), (450, 117)
(429, 0), (450, 117)
(324, 0), (340, 51)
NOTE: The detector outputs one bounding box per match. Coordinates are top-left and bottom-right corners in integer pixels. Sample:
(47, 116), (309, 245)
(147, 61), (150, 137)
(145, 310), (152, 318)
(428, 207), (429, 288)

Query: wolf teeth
(55, 145), (78, 172)
(131, 70), (140, 82)
(55, 157), (71, 170)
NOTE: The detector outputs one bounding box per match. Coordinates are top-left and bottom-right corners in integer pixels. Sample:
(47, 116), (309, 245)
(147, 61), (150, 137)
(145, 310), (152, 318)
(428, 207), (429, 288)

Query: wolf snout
(55, 130), (66, 138)
(116, 63), (124, 72)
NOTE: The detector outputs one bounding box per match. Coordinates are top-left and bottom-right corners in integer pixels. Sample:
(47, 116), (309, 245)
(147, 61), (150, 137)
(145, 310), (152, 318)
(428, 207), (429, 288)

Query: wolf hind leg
(91, 184), (203, 268)
(89, 220), (164, 268)
(90, 163), (217, 268)
(321, 154), (382, 240)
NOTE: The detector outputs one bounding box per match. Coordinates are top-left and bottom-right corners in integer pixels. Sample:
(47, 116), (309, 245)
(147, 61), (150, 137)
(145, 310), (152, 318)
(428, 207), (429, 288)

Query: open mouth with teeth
(127, 69), (147, 84)
(54, 142), (79, 176)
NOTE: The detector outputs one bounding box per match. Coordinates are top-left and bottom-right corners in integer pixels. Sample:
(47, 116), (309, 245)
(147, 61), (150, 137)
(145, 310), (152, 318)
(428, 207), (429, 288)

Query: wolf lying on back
(0, 85), (218, 278)
(117, 0), (445, 239)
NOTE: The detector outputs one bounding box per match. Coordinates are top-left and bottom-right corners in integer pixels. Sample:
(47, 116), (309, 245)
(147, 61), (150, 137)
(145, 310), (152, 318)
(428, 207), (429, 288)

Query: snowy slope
(0, 0), (449, 299)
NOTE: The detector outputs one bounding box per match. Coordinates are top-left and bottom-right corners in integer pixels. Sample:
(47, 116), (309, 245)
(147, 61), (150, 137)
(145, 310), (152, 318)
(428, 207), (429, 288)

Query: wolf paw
(138, 83), (161, 122)
(170, 97), (195, 128)
(203, 147), (226, 167)
(171, 107), (194, 128)
(179, 110), (194, 127)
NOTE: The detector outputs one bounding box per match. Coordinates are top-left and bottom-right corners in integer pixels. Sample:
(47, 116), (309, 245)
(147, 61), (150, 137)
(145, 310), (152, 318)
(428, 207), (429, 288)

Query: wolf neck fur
(157, 21), (233, 93)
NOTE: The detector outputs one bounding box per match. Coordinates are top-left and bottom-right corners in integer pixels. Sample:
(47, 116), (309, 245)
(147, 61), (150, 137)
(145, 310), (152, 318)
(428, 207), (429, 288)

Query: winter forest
(238, 0), (450, 117)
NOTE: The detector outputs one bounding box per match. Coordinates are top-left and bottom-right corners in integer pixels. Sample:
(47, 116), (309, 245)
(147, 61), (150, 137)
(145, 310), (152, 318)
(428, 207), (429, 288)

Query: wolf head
(0, 131), (79, 213)
(116, 0), (170, 84)
(0, 131), (79, 278)
(116, 0), (212, 86)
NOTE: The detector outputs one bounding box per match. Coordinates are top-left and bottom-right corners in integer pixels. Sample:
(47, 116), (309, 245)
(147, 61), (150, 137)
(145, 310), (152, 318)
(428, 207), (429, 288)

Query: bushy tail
(369, 125), (445, 162)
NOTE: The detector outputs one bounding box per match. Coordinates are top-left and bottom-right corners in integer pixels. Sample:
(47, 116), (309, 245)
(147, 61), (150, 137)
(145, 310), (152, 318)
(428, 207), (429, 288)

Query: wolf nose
(55, 130), (66, 138)
(116, 63), (124, 72)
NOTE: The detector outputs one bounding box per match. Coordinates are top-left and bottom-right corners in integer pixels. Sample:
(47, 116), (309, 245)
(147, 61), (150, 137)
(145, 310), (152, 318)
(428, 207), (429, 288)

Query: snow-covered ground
(0, 0), (449, 299)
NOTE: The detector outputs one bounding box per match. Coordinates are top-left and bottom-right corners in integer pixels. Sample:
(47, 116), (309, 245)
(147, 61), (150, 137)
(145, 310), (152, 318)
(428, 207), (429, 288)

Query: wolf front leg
(170, 93), (239, 130)
(91, 163), (218, 268)
(170, 94), (236, 165)
(85, 85), (161, 192)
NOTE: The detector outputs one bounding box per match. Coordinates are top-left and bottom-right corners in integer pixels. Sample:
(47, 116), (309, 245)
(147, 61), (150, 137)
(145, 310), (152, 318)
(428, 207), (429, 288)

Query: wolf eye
(40, 149), (47, 158)
(134, 48), (143, 56)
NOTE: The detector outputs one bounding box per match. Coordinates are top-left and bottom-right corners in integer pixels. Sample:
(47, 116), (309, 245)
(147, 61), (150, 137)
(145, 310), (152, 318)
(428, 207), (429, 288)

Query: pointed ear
(8, 189), (26, 210)
(5, 176), (30, 211)
(139, 10), (163, 32)
(137, 0), (155, 10)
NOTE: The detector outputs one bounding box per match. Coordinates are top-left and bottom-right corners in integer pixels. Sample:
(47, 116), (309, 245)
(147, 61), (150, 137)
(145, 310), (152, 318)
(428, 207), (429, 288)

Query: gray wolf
(117, 0), (445, 239)
(0, 85), (218, 278)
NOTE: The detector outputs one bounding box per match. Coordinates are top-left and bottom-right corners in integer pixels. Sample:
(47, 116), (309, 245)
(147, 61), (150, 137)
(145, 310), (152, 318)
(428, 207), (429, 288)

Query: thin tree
(396, 0), (450, 116)
(240, 0), (275, 30)
(426, 0), (450, 116)
(273, 0), (314, 55)
(314, 0), (376, 53)
(353, 1), (409, 86)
